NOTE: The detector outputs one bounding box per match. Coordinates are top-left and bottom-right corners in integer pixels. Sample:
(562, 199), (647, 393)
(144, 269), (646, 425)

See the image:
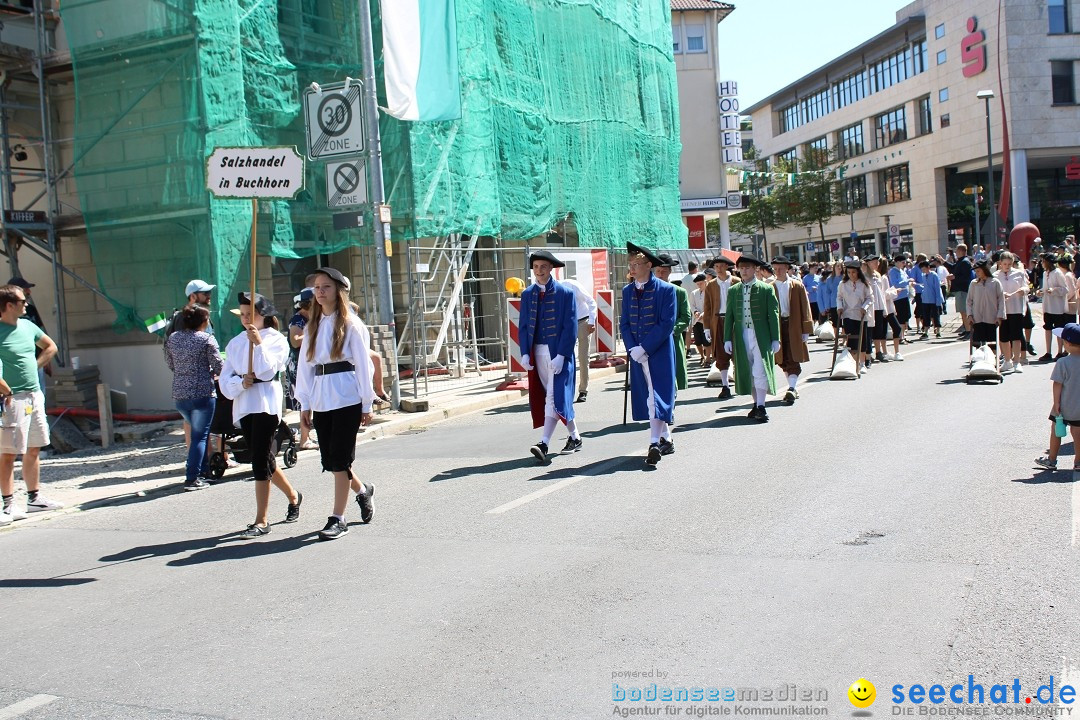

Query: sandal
(241, 524), (271, 537)
(299, 440), (319, 451)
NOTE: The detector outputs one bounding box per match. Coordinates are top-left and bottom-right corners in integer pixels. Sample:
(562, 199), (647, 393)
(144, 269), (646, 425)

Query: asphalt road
(2, 325), (1078, 719)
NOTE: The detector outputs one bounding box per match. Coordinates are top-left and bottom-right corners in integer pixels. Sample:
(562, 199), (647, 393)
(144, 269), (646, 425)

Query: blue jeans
(176, 395), (215, 482)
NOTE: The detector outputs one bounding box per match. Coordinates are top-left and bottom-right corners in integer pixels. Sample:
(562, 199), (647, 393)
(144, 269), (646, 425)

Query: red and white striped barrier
(591, 289), (625, 367)
(506, 298), (525, 374)
(595, 289), (615, 357)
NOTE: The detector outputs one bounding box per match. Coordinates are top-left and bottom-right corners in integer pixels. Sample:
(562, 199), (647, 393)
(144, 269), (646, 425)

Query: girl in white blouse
(219, 293), (301, 537)
(294, 267), (375, 541)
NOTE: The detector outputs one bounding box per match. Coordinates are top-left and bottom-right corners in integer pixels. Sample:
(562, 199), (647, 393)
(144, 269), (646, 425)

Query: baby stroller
(207, 418), (299, 479)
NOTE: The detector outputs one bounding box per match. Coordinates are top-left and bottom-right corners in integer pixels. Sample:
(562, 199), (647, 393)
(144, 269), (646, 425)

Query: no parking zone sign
(326, 159), (368, 209)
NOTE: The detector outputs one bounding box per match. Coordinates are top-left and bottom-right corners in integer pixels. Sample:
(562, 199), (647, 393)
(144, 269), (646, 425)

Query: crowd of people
(3, 232), (1080, 528)
(518, 237), (1080, 473)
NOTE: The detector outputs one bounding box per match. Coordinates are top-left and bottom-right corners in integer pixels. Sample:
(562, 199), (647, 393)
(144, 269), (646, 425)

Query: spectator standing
(0, 284), (61, 525)
(165, 304), (221, 491)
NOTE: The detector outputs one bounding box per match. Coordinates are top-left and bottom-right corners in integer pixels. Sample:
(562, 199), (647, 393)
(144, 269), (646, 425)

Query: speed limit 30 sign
(303, 81), (365, 161)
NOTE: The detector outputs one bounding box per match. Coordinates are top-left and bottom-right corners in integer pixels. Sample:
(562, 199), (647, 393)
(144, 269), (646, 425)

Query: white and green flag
(145, 312), (169, 334)
(381, 0), (461, 122)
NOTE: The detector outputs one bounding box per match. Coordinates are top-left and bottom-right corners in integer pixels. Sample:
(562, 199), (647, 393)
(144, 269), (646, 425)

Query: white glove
(723, 341), (732, 355)
(521, 354), (533, 371)
(771, 341), (781, 354)
(802, 334), (810, 343)
(704, 329), (712, 342)
(551, 354), (565, 375)
(629, 345), (648, 363)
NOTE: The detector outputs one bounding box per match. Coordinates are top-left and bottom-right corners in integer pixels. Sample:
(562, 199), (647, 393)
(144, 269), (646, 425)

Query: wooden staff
(248, 198), (257, 374)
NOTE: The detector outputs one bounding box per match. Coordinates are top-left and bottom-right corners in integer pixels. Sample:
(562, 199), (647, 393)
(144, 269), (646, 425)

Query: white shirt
(560, 278), (597, 325)
(294, 312), (376, 413)
(715, 276), (732, 315)
(690, 287), (704, 314)
(774, 279), (790, 317)
(1043, 268), (1069, 314)
(996, 268), (1028, 315)
(868, 274), (887, 312)
(219, 328), (290, 425)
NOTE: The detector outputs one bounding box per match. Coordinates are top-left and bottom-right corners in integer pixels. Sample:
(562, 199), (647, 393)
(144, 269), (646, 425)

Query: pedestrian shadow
(674, 414), (766, 433)
(166, 531), (321, 566)
(529, 455), (643, 481)
(100, 531), (241, 563)
(581, 423), (647, 439)
(1012, 470), (1079, 484)
(0, 577), (97, 588)
(429, 457), (536, 482)
(936, 378), (970, 385)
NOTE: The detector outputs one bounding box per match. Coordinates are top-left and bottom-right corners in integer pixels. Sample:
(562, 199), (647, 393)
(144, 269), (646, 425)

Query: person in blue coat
(518, 249), (581, 464)
(620, 242), (678, 467)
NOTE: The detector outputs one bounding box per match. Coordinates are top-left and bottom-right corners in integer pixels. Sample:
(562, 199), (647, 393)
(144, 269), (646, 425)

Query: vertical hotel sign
(718, 81), (742, 164)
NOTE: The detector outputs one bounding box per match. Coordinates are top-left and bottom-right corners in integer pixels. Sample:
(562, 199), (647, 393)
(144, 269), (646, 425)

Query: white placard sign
(206, 146), (305, 199)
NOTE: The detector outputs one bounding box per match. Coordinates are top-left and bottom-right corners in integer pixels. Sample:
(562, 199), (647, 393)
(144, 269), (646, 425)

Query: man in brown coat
(770, 256), (813, 405)
(701, 255), (738, 399)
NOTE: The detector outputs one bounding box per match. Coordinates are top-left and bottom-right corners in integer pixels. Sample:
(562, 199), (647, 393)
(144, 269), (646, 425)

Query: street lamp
(976, 89), (996, 247)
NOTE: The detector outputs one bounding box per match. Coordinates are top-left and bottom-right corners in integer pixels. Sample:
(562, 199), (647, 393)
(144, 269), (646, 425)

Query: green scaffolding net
(60, 0), (685, 336)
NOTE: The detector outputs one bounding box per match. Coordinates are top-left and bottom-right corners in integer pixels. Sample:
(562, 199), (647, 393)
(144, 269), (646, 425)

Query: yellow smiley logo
(848, 678), (876, 708)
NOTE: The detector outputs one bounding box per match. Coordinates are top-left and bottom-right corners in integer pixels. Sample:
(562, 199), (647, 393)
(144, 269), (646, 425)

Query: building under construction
(0, 0), (686, 408)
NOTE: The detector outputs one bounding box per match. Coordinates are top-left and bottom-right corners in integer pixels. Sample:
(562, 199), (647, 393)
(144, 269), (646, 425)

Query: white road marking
(486, 456), (625, 515)
(0, 695), (59, 719)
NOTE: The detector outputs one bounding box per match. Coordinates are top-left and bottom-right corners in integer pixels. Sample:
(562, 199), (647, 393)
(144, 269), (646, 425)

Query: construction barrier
(506, 297), (525, 374)
(591, 289), (618, 367)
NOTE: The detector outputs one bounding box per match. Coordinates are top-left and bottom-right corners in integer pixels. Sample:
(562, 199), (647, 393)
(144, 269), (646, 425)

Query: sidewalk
(1, 364), (625, 528)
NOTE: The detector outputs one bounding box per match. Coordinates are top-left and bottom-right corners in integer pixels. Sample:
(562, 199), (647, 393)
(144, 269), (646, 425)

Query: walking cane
(622, 352), (630, 425)
(855, 317), (866, 378)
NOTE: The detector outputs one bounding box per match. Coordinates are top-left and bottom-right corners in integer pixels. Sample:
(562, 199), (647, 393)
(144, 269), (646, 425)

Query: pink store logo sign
(961, 16), (987, 77)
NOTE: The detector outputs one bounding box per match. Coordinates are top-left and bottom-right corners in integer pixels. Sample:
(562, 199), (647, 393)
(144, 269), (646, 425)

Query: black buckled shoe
(717, 386), (732, 400)
(754, 405), (769, 423)
(657, 438), (675, 456)
(575, 391), (588, 403)
(561, 437), (582, 453)
(782, 388), (797, 405)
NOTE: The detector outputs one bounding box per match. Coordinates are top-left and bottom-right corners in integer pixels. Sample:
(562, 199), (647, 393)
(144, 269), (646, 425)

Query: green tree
(790, 144), (841, 245)
(729, 146), (782, 245)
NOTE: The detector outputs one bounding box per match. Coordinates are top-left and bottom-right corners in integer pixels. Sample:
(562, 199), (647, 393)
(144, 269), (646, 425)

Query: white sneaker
(1013, 363), (1023, 373)
(892, 352), (904, 361)
(1001, 360), (1013, 373)
(0, 510), (11, 526)
(26, 494), (64, 513)
(3, 501), (27, 520)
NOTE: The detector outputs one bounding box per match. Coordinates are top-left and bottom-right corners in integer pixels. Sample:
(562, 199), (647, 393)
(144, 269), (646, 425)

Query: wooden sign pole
(248, 198), (257, 374)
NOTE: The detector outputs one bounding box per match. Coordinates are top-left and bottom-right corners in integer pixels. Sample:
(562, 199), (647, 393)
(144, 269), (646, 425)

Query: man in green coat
(654, 254), (692, 390)
(722, 254), (780, 422)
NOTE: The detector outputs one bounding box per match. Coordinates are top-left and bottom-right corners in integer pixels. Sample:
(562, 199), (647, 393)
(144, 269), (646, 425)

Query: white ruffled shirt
(294, 312), (375, 413)
(219, 328), (290, 425)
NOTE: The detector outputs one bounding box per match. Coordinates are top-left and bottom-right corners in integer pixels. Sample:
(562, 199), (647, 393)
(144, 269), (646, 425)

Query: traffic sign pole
(249, 198), (257, 374)
(358, 0), (399, 409)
